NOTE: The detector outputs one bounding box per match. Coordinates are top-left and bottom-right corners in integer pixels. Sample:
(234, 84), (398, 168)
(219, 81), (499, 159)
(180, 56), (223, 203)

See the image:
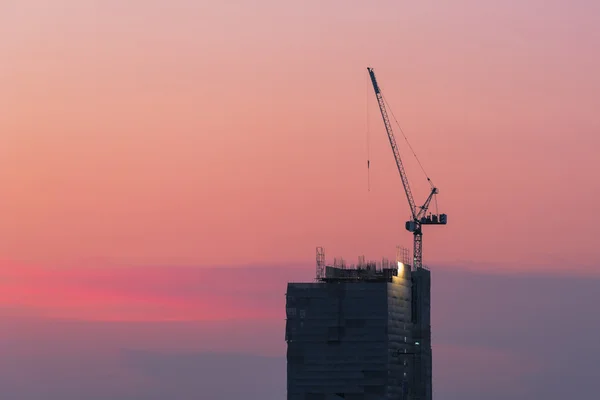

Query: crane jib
(367, 67), (417, 219)
(367, 68), (381, 94)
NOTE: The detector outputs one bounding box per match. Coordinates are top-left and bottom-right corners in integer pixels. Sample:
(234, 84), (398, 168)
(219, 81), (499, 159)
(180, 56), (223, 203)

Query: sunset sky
(1, 1), (599, 399)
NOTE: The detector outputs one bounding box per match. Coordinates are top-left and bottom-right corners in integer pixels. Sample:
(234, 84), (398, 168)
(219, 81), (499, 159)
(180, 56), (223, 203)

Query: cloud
(0, 316), (285, 400)
(0, 261), (312, 321)
(431, 267), (600, 399)
(121, 350), (285, 400)
(1, 262), (599, 399)
(0, 315), (537, 400)
(433, 343), (540, 398)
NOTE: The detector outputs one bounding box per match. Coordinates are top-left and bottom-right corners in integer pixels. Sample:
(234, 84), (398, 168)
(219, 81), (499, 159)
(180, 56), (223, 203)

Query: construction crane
(367, 67), (447, 270)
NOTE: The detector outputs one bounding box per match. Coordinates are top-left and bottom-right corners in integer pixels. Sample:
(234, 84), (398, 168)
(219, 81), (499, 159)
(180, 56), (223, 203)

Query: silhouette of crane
(367, 67), (447, 269)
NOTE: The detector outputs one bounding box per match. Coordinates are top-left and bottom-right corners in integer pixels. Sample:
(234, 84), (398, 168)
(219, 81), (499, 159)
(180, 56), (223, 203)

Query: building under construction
(285, 68), (445, 400)
(285, 248), (432, 400)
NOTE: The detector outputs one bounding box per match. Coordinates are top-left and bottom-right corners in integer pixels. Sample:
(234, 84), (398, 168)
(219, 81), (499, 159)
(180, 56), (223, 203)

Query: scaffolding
(314, 246), (412, 282)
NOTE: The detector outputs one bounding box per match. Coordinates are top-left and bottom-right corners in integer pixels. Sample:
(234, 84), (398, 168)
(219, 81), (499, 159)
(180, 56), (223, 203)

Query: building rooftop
(318, 264), (401, 283)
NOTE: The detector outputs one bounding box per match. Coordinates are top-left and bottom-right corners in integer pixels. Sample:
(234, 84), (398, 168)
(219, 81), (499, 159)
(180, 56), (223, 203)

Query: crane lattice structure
(367, 67), (447, 270)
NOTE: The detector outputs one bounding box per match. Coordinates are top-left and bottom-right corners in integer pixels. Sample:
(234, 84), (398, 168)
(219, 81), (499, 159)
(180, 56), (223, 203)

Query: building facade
(285, 263), (431, 400)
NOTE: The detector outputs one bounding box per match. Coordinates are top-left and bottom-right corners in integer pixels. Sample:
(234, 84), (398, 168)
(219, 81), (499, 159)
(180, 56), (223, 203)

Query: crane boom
(367, 67), (447, 270)
(367, 67), (418, 220)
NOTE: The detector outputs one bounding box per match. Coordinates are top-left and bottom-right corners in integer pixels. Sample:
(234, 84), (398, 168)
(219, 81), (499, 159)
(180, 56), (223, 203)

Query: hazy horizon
(1, 264), (598, 399)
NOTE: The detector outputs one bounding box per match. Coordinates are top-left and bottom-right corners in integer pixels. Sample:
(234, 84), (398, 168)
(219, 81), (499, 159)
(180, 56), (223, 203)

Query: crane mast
(367, 67), (447, 270)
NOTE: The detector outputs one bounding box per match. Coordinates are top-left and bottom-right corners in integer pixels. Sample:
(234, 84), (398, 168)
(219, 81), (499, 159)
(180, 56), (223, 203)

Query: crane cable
(366, 72), (371, 192)
(381, 92), (434, 189)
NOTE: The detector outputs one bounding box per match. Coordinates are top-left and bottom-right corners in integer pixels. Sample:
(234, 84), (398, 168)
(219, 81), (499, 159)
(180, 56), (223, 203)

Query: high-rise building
(285, 255), (432, 400)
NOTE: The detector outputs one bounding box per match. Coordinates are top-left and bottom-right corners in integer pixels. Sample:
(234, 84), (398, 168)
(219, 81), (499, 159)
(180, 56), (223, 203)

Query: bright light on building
(397, 262), (404, 277)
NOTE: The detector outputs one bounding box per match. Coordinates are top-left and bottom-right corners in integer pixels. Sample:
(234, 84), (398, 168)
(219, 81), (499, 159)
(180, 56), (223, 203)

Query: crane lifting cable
(381, 94), (434, 188)
(366, 69), (371, 192)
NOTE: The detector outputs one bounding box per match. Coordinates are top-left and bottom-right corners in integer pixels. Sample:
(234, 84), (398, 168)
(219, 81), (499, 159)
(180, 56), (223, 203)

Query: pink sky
(2, 1), (599, 273)
(1, 6), (599, 389)
(2, 1), (599, 275)
(0, 261), (303, 322)
(2, 4), (599, 399)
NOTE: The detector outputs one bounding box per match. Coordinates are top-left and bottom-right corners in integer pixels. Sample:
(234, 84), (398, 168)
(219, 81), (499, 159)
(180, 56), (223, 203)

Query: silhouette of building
(285, 253), (432, 400)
